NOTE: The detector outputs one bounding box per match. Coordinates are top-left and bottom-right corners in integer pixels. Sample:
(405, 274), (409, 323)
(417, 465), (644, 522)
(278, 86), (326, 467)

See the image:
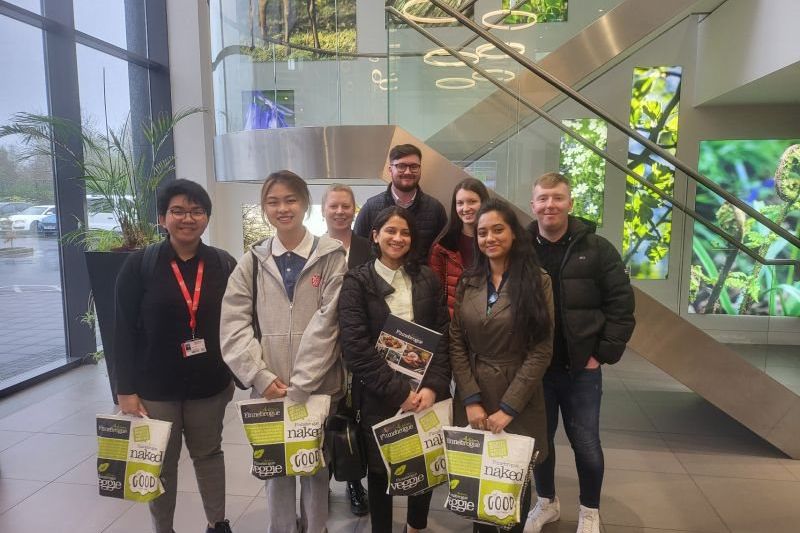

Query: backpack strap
(214, 247), (236, 277)
(140, 241), (165, 283)
(251, 252), (261, 341)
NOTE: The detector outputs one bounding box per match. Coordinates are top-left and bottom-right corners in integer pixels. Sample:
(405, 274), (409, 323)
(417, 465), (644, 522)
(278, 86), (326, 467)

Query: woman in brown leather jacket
(449, 198), (554, 533)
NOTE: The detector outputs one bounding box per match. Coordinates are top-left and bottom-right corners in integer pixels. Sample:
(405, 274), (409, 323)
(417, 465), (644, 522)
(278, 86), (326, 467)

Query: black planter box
(85, 250), (132, 403)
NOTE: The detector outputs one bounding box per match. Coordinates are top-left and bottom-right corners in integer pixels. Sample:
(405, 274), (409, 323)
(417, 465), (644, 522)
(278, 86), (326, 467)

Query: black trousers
(367, 470), (433, 533)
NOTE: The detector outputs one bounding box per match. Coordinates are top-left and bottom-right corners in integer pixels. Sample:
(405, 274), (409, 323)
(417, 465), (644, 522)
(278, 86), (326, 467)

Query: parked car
(37, 213), (58, 237)
(8, 205), (56, 232)
(87, 195), (122, 232)
(0, 201), (32, 217)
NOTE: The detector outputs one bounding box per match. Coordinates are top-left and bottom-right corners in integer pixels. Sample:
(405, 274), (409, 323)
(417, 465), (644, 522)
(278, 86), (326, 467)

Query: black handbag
(325, 413), (367, 482)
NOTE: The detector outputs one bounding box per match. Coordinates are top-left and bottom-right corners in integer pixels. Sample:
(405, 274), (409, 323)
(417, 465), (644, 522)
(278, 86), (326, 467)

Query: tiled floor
(1, 351), (799, 533)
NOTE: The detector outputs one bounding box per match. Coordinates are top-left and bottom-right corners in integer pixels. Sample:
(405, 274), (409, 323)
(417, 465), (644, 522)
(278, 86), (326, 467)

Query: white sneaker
(523, 496), (561, 533)
(576, 505), (600, 533)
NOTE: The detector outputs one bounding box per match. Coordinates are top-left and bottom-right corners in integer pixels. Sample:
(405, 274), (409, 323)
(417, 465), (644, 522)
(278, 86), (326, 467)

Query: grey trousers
(264, 467), (330, 533)
(141, 382), (234, 533)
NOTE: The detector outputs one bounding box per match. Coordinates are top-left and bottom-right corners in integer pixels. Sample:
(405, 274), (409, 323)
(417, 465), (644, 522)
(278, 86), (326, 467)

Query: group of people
(114, 143), (635, 533)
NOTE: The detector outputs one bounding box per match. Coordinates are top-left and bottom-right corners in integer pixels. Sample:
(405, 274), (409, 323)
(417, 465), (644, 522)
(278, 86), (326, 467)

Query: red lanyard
(170, 259), (205, 337)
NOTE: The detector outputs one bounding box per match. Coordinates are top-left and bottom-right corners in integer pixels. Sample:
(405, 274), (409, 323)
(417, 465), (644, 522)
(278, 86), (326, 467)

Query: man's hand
(466, 403), (488, 430)
(414, 387), (436, 412)
(400, 390), (420, 412)
(486, 410), (513, 434)
(585, 356), (600, 370)
(262, 378), (288, 400)
(118, 393), (148, 417)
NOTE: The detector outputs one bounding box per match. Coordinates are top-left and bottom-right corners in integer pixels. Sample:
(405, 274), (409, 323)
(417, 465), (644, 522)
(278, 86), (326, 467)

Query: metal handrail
(416, 0), (800, 254)
(386, 5), (799, 267)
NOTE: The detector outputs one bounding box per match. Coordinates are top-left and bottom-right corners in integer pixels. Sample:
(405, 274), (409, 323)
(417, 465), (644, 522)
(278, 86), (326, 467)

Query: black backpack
(140, 241), (246, 389)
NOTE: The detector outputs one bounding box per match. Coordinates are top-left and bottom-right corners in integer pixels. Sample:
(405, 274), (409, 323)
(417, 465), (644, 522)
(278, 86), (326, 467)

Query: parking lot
(0, 233), (69, 382)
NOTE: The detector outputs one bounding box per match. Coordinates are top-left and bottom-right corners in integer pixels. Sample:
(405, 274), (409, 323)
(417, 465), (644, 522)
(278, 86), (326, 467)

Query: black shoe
(206, 519), (232, 533)
(346, 480), (369, 516)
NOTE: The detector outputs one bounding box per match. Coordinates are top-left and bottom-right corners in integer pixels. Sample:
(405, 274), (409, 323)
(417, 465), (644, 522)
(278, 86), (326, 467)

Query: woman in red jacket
(428, 177), (490, 316)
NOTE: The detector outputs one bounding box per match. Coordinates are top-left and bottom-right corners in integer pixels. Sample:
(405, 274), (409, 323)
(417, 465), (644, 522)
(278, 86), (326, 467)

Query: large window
(0, 15), (65, 385)
(0, 0), (170, 392)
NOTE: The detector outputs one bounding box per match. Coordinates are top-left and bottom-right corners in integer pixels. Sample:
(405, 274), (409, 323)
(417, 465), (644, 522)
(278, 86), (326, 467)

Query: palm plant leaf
(0, 108), (204, 250)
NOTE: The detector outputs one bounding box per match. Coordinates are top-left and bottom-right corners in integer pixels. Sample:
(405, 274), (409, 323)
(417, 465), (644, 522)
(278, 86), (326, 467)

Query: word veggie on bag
(96, 414), (172, 502)
(372, 399), (452, 496)
(442, 426), (534, 528)
(238, 395), (330, 479)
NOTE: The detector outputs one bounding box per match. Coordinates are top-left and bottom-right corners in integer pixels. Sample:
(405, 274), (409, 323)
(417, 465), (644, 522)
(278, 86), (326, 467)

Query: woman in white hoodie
(220, 170), (347, 533)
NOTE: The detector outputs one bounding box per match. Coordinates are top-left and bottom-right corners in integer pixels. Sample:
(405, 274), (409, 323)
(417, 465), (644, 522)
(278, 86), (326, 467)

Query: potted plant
(0, 108), (202, 400)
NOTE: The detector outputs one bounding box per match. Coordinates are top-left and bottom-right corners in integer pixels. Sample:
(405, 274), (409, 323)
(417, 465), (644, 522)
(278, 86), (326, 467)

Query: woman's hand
(400, 390), (420, 412)
(486, 410), (513, 434)
(262, 378), (288, 400)
(118, 393), (147, 417)
(466, 403), (488, 430)
(414, 387), (437, 412)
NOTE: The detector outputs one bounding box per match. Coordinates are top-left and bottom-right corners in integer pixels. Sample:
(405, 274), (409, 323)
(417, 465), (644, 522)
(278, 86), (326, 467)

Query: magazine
(376, 314), (442, 391)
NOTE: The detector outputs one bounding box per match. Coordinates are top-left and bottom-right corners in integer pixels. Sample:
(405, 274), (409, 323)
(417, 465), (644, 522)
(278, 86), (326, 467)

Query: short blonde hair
(321, 183), (356, 207)
(532, 172), (571, 193)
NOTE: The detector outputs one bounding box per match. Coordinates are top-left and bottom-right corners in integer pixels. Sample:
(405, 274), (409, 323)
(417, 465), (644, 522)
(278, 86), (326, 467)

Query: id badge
(181, 338), (207, 358)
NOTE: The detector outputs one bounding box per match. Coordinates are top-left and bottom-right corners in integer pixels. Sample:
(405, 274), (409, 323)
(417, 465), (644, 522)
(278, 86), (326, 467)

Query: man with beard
(354, 144), (447, 261)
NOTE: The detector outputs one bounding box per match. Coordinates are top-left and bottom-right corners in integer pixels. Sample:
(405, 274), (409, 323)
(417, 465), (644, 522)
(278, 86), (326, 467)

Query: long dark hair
(464, 198), (551, 345)
(435, 177), (491, 251)
(370, 206), (421, 275)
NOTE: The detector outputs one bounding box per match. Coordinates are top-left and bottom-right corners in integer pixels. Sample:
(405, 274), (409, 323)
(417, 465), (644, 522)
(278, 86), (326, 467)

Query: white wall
(695, 0), (800, 105)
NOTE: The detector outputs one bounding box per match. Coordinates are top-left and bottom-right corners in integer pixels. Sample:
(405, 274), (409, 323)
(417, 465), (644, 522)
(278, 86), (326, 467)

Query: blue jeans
(533, 366), (604, 508)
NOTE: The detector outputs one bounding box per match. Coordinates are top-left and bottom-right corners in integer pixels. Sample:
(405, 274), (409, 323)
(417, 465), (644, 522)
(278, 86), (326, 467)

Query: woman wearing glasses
(429, 177), (490, 317)
(338, 206), (451, 533)
(114, 179), (236, 533)
(449, 198), (554, 533)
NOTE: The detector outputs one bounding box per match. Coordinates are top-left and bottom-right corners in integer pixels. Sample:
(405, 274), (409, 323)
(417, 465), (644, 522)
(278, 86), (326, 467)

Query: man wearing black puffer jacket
(523, 172), (635, 533)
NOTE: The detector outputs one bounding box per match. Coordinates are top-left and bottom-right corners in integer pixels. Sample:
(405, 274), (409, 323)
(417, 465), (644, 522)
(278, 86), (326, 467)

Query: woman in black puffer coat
(338, 206), (451, 533)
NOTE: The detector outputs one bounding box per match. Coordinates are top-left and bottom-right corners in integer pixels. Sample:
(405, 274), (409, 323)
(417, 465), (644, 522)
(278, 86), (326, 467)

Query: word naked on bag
(238, 395), (330, 479)
(372, 399), (452, 496)
(442, 426), (534, 528)
(96, 414), (172, 503)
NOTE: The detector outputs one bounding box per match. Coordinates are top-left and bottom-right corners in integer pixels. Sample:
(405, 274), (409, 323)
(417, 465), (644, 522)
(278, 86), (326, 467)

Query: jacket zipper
(260, 247), (326, 355)
(557, 231), (584, 371)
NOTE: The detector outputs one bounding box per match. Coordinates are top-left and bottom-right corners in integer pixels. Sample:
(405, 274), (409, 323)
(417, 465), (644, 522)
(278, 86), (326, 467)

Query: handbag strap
(251, 252), (261, 341)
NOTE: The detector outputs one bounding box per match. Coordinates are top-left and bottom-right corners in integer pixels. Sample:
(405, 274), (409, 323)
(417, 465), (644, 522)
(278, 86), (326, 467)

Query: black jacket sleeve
(418, 270), (452, 400)
(113, 251), (145, 395)
(338, 273), (411, 408)
(595, 238), (636, 364)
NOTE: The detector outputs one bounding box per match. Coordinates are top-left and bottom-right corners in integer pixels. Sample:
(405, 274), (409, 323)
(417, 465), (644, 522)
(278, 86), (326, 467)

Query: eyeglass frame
(390, 163), (422, 173)
(167, 207), (207, 219)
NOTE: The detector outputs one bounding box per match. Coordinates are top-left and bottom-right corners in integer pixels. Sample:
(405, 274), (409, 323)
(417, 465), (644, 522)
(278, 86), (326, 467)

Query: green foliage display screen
(559, 118), (607, 225)
(690, 140), (800, 316)
(623, 66), (682, 279)
(501, 0), (568, 23)
(247, 0), (356, 61)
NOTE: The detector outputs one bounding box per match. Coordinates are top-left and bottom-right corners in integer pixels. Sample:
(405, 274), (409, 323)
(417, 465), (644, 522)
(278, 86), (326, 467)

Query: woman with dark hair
(338, 206), (451, 533)
(114, 179), (236, 533)
(429, 178), (490, 316)
(449, 198), (554, 533)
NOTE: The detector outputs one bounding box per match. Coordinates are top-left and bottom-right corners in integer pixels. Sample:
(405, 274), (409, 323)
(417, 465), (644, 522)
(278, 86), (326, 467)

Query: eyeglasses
(391, 163), (421, 173)
(168, 208), (207, 219)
